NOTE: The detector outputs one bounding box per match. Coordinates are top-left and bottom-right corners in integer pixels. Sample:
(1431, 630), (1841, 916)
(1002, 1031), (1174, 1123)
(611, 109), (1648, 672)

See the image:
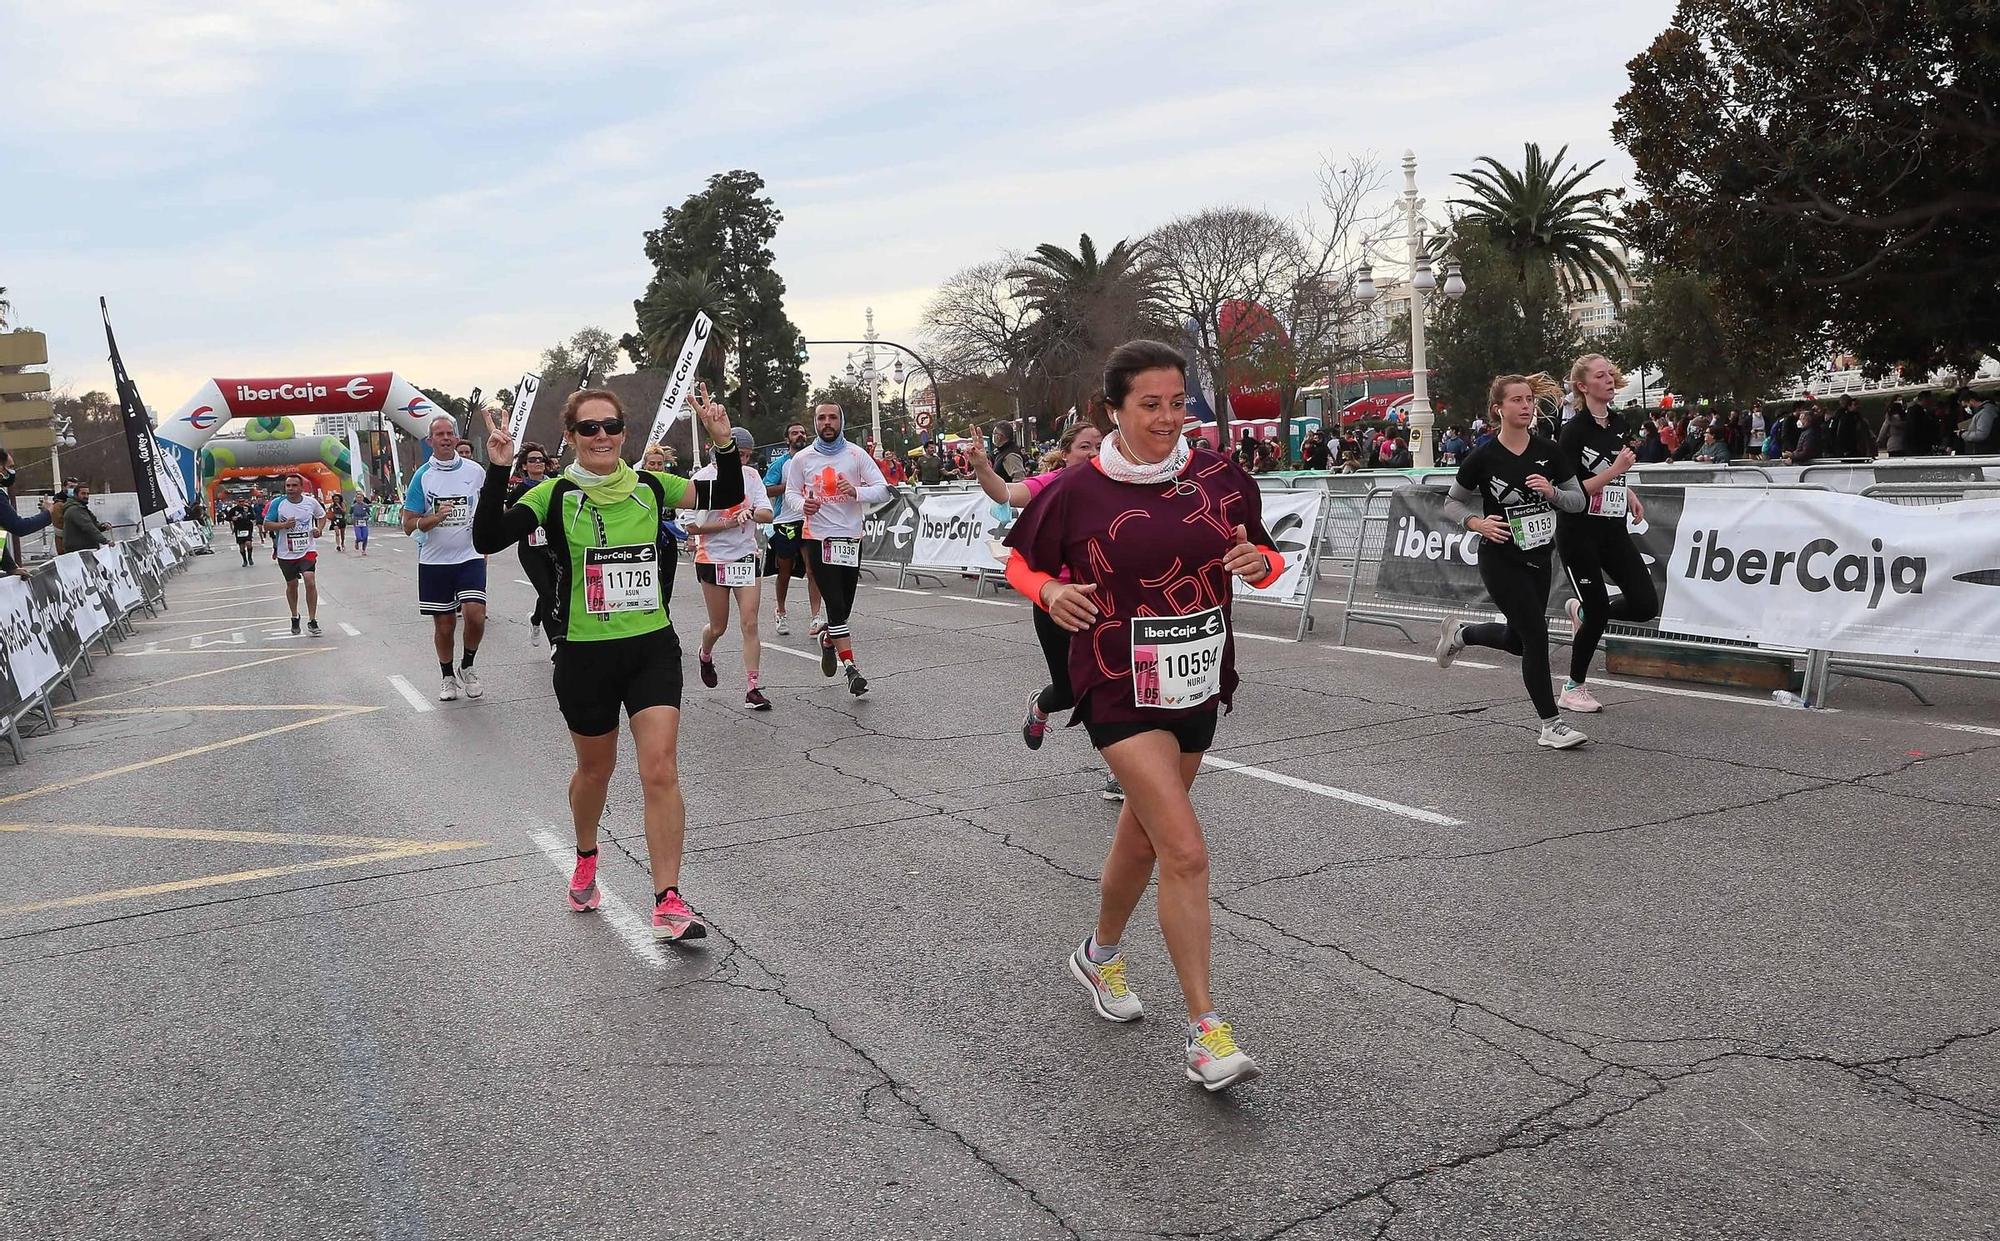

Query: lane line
(764, 644), (821, 663)
(66, 705), (365, 715)
(515, 579), (532, 586)
(0, 707), (379, 807)
(871, 586), (930, 595)
(1587, 676), (1833, 710)
(387, 675), (436, 713)
(1200, 755), (1463, 826)
(0, 821), (483, 851)
(65, 649), (333, 706)
(1236, 632), (1290, 644)
(872, 584), (1020, 607)
(528, 830), (666, 968)
(338, 622), (361, 636)
(1342, 646), (1499, 671)
(134, 615), (289, 626)
(1929, 721), (2000, 738)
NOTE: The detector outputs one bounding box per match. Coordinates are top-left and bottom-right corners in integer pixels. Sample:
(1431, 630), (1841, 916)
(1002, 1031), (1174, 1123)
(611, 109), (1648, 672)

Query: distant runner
(403, 414), (488, 702)
(261, 472), (326, 636)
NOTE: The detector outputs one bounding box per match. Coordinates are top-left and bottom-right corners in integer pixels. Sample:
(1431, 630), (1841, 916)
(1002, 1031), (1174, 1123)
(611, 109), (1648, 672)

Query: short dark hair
(1102, 339), (1188, 409)
(285, 472), (305, 484)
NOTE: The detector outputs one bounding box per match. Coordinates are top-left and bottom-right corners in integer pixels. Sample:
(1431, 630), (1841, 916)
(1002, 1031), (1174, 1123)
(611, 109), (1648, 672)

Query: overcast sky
(3, 0), (1676, 413)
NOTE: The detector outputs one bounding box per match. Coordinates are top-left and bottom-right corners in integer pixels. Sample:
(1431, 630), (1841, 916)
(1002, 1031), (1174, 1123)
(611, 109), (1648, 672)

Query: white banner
(910, 489), (1008, 572)
(507, 371), (542, 447)
(0, 574), (59, 706)
(646, 313), (714, 447)
(55, 553), (111, 646)
(1661, 489), (2000, 663)
(1233, 488), (1323, 602)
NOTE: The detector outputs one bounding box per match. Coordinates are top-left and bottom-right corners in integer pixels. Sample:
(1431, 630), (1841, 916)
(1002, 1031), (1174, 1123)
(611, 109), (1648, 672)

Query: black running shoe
(290, 616), (301, 636)
(698, 656), (718, 689)
(306, 619), (321, 636)
(819, 633), (837, 677)
(846, 664), (869, 697)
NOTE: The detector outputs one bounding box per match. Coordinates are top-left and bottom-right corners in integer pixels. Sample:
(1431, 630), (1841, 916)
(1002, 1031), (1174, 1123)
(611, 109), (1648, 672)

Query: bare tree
(1151, 208), (1302, 445)
(920, 256), (1028, 380)
(1277, 156), (1397, 442)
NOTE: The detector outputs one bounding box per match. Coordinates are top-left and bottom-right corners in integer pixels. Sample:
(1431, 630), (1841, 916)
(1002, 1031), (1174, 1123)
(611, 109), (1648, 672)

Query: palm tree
(0, 286), (11, 331)
(1451, 143), (1630, 302)
(629, 267), (733, 391)
(1007, 234), (1168, 423)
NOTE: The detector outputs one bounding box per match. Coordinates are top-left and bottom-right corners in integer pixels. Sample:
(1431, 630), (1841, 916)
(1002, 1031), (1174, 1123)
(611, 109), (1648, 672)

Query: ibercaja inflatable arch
(158, 371), (448, 499)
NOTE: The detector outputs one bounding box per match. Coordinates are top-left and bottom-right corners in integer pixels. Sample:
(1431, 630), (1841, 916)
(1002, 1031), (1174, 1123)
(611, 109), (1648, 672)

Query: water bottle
(1771, 690), (1806, 708)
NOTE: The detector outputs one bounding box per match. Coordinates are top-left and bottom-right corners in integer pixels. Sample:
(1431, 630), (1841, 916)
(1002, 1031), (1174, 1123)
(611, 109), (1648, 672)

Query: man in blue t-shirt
(759, 420), (821, 636)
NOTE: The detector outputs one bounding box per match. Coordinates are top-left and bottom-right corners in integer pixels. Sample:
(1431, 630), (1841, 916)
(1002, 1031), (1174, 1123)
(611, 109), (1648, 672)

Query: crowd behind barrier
(0, 522), (203, 763)
(840, 454), (2000, 707)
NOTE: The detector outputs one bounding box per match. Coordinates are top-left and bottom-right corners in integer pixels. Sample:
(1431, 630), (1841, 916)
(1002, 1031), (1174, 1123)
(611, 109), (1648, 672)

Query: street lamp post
(804, 321), (946, 458)
(1356, 150), (1465, 465)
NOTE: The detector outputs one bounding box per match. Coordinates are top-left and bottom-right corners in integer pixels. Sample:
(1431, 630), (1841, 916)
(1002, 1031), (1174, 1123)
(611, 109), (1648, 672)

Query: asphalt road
(2, 529), (1995, 1241)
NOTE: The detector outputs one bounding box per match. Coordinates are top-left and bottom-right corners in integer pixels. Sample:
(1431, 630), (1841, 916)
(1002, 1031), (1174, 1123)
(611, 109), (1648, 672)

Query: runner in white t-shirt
(690, 427), (775, 709)
(261, 472), (327, 636)
(402, 414), (489, 701)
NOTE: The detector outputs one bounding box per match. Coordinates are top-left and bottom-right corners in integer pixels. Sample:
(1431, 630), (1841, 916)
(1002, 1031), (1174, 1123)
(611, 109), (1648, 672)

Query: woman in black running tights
(1435, 374), (1590, 750)
(1553, 353), (1659, 714)
(508, 442), (560, 647)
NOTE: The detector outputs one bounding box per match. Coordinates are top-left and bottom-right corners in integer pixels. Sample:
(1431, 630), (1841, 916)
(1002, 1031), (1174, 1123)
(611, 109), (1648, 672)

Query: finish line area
(2, 539), (1995, 1240)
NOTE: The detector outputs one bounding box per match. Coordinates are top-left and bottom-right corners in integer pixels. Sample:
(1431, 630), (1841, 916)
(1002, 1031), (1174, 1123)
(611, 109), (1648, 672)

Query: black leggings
(518, 544), (560, 634)
(804, 541), (860, 642)
(1032, 605), (1076, 715)
(1463, 554), (1558, 721)
(1558, 522), (1659, 684)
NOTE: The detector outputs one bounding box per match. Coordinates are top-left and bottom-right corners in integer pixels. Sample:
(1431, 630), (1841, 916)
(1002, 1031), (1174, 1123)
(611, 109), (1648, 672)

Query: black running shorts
(552, 626), (684, 737)
(1082, 709), (1218, 755)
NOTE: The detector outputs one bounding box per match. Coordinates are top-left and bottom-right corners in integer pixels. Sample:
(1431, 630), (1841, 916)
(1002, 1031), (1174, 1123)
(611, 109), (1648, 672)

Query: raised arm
(471, 406), (543, 553)
(963, 430), (1032, 507)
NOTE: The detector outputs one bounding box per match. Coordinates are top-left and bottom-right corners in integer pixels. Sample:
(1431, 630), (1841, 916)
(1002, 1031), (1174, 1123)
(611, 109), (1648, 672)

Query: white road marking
(764, 644), (822, 662)
(1236, 632), (1289, 643)
(386, 674), (436, 713)
(1343, 646), (1499, 670)
(515, 579), (532, 586)
(338, 622), (361, 636)
(871, 586), (930, 595)
(1586, 676), (1834, 710)
(529, 830), (666, 968)
(1930, 721), (2000, 738)
(873, 584), (1019, 607)
(1200, 755), (1463, 826)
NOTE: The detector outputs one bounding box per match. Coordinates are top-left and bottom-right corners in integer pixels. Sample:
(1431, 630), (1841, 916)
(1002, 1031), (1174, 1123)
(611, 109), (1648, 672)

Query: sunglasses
(523, 455), (548, 464)
(571, 418), (625, 438)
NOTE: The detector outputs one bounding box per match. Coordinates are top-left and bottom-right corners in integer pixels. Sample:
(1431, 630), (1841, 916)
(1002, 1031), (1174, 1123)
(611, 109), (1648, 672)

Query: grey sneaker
(438, 675), (461, 702)
(1102, 777), (1125, 802)
(1435, 618), (1467, 669)
(774, 611), (792, 636)
(458, 667), (484, 699)
(1537, 718), (1588, 749)
(1185, 1016), (1261, 1093)
(1067, 940), (1143, 1022)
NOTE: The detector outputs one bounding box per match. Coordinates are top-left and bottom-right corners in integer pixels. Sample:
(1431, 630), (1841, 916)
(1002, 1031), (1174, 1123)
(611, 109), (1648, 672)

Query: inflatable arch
(197, 420), (360, 511)
(160, 371), (446, 498)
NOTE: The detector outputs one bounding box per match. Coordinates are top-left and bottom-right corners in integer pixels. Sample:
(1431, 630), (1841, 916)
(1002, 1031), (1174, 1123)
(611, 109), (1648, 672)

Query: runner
(507, 443), (560, 649)
(327, 491), (348, 552)
(228, 499), (257, 566)
(1435, 374), (1590, 749)
(403, 414), (489, 702)
(784, 403), (889, 696)
(761, 420), (823, 636)
(1003, 339), (1285, 1093)
(352, 495), (370, 556)
(471, 386), (745, 941)
(1555, 353), (1658, 712)
(641, 443), (686, 600)
(965, 418), (1127, 800)
(260, 472), (327, 636)
(690, 427), (775, 709)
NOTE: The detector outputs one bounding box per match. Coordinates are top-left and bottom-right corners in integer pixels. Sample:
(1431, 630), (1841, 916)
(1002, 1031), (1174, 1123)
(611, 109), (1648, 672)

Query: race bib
(823, 538), (860, 568)
(284, 530), (311, 554)
(1130, 607), (1227, 710)
(436, 497), (472, 528)
(1504, 503), (1556, 550)
(717, 558), (756, 588)
(583, 544), (659, 614)
(1589, 482), (1628, 519)
(527, 527), (548, 547)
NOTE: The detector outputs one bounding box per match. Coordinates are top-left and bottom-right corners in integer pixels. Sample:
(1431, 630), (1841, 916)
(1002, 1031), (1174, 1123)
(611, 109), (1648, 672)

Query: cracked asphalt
(2, 537), (1996, 1241)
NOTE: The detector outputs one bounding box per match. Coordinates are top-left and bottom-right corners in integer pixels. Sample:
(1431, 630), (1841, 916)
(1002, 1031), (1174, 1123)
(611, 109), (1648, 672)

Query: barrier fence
(0, 523), (204, 763)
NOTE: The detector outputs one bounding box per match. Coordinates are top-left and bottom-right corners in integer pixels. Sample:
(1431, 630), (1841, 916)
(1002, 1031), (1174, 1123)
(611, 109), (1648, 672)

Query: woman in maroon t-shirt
(1004, 339), (1284, 1094)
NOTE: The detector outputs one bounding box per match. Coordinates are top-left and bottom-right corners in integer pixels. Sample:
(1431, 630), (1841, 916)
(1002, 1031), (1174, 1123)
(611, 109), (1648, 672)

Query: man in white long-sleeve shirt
(782, 403), (890, 696)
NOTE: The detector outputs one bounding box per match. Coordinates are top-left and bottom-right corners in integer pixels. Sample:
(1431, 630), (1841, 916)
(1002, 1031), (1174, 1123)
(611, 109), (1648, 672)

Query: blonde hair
(1039, 421), (1098, 472)
(1569, 353), (1625, 400)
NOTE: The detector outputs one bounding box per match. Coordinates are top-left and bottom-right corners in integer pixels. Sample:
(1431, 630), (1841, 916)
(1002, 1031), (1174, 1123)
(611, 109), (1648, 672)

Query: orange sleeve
(1006, 550), (1056, 611)
(1247, 547), (1285, 591)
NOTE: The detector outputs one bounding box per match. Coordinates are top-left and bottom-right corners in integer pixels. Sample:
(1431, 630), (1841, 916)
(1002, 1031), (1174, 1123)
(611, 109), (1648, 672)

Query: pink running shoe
(567, 853), (600, 912)
(651, 890), (707, 942)
(1557, 683), (1603, 713)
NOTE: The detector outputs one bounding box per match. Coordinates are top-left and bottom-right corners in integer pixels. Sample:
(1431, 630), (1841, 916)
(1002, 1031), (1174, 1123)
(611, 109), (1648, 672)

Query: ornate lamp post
(1356, 150), (1465, 463)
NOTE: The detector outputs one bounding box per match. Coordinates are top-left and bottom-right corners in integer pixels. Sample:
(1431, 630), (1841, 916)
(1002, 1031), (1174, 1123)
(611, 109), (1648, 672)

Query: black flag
(100, 298), (169, 516)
